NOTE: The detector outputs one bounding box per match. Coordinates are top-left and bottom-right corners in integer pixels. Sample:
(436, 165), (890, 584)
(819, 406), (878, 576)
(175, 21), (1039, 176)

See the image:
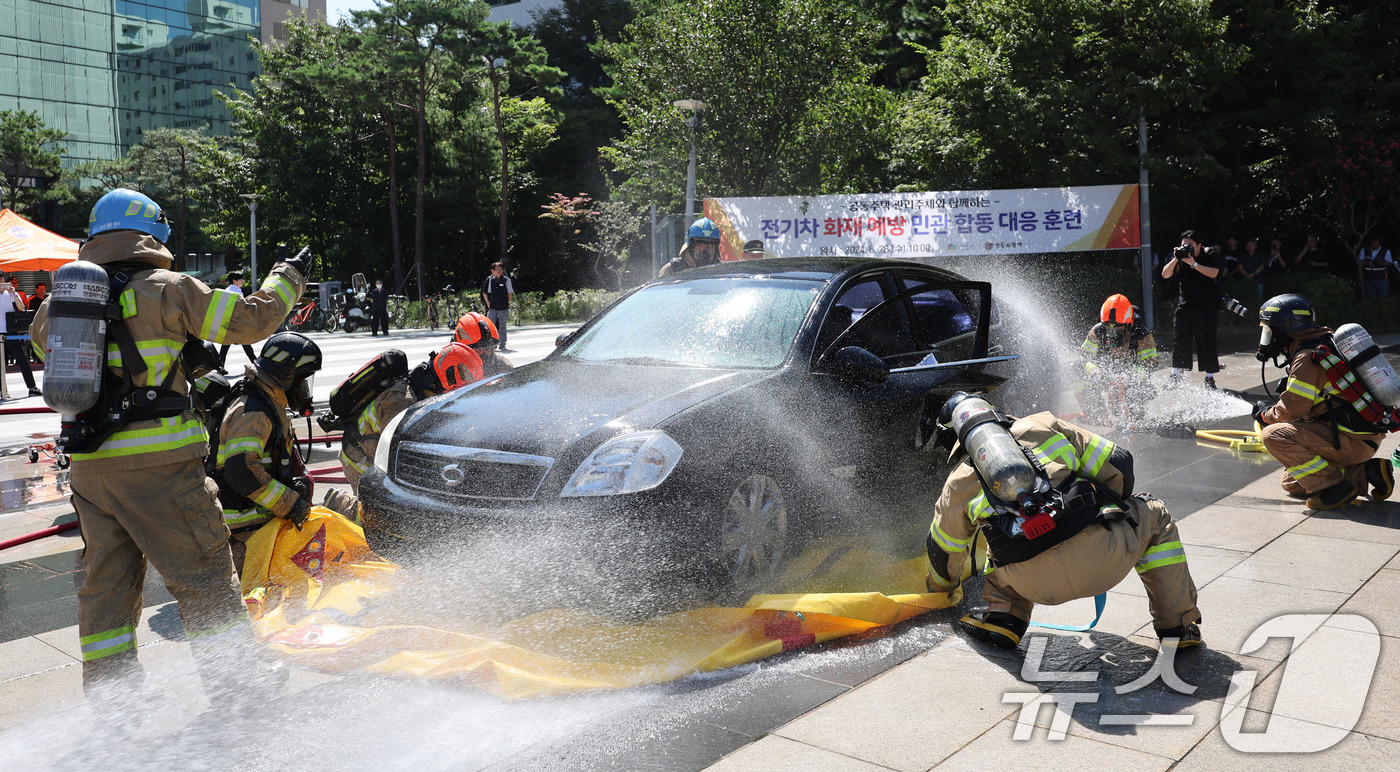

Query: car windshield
(560, 277), (822, 368)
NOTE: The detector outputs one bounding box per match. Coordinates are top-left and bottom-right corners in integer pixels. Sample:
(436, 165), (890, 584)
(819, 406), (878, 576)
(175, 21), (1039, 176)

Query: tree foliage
(602, 0), (891, 208)
(893, 0), (1241, 192)
(0, 110), (71, 217)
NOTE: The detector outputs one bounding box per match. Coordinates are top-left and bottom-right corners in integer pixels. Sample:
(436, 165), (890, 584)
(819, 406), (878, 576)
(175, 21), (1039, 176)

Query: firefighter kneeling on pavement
(323, 341), (483, 518)
(924, 392), (1202, 651)
(212, 332), (322, 573)
(1252, 293), (1396, 510)
(33, 189), (312, 713)
(1074, 294), (1158, 424)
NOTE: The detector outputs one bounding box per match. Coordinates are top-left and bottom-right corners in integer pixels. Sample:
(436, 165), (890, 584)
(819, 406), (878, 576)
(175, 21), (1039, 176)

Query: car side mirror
(826, 346), (889, 384)
(555, 333), (571, 348)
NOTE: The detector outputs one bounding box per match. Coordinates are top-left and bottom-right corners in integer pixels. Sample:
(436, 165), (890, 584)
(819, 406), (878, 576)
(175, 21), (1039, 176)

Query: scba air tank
(42, 261), (109, 418)
(950, 396), (1041, 505)
(1334, 323), (1400, 407)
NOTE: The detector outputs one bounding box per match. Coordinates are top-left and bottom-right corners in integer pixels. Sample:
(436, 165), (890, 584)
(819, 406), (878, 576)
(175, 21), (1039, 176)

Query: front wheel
(391, 302), (407, 330)
(344, 318), (359, 333)
(710, 473), (791, 599)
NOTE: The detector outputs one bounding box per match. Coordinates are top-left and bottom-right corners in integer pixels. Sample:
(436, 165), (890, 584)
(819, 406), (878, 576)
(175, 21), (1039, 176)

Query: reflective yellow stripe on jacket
(70, 416), (207, 462)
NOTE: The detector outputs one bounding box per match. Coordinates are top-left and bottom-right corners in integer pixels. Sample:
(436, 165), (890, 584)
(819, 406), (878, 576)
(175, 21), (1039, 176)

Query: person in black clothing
(367, 277), (390, 336)
(217, 272), (258, 374)
(481, 262), (514, 351)
(1161, 229), (1223, 389)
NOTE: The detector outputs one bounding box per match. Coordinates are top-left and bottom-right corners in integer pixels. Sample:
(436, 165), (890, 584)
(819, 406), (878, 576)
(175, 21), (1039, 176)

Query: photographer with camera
(1161, 230), (1223, 388)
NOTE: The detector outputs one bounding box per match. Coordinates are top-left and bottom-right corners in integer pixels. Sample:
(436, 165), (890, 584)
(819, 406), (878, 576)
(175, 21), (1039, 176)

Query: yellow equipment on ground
(1195, 422), (1269, 453)
(241, 508), (960, 699)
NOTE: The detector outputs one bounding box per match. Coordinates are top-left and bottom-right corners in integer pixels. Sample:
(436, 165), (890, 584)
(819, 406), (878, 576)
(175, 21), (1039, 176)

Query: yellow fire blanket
(240, 507), (960, 699)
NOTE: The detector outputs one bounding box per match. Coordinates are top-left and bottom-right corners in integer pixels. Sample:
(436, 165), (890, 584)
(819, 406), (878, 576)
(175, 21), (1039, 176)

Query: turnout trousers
(71, 457), (261, 700)
(984, 496), (1200, 633)
(1261, 421), (1378, 495)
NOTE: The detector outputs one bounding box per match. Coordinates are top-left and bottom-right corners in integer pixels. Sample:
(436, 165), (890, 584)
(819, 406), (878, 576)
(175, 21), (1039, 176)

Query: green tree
(471, 24), (563, 264)
(127, 128), (219, 269)
(602, 0), (888, 208)
(352, 0), (492, 298)
(893, 0), (1241, 193)
(0, 110), (71, 218)
(219, 19), (396, 281)
(530, 0), (636, 194)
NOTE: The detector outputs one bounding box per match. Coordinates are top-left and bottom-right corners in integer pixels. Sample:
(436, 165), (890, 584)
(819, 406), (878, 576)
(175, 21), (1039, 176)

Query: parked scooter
(338, 273), (369, 333)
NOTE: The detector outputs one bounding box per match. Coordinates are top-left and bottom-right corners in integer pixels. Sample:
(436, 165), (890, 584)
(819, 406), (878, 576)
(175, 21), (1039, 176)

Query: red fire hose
(308, 464), (347, 484)
(0, 521), (79, 552)
(0, 406), (56, 415)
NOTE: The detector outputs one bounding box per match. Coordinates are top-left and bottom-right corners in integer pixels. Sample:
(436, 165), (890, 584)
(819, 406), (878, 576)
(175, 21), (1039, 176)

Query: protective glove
(285, 495), (311, 531)
(1252, 400), (1273, 427)
(288, 475), (312, 502)
(282, 246), (314, 279)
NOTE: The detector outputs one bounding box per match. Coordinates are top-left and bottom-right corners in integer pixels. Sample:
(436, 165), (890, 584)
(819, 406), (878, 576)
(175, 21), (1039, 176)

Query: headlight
(373, 410), (409, 474)
(560, 431), (683, 498)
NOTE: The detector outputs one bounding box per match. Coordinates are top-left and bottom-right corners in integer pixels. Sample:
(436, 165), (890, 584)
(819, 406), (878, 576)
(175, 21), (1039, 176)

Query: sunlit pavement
(3, 340), (1400, 770)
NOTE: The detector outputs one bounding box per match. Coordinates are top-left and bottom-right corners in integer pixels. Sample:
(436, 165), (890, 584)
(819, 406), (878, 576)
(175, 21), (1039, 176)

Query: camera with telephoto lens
(1222, 295), (1248, 318)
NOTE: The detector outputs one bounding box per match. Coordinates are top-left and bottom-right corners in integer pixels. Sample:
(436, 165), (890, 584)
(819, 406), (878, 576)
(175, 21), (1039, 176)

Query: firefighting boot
(1364, 458), (1395, 502)
(1156, 623), (1203, 650)
(959, 611), (1028, 650)
(1305, 479), (1359, 511)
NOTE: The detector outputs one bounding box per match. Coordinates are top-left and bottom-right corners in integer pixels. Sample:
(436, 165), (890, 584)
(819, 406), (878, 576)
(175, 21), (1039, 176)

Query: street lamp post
(239, 193), (263, 286)
(673, 99), (708, 226)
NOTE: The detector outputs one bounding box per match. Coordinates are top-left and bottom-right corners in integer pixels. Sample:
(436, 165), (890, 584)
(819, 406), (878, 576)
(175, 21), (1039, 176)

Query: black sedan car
(357, 258), (1057, 594)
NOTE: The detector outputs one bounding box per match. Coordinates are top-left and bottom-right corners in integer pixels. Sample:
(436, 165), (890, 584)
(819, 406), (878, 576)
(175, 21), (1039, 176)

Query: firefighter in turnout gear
(659, 217), (722, 277)
(454, 310), (513, 377)
(924, 393), (1202, 651)
(213, 332), (323, 571)
(1074, 294), (1158, 424)
(1253, 294), (1395, 510)
(31, 188), (310, 710)
(327, 342), (483, 518)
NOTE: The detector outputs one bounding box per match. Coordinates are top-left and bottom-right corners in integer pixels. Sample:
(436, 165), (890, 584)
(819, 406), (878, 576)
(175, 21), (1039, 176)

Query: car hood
(402, 358), (775, 456)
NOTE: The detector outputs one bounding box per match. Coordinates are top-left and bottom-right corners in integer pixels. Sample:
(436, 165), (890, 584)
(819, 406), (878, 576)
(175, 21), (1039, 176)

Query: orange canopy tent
(0, 209), (79, 272)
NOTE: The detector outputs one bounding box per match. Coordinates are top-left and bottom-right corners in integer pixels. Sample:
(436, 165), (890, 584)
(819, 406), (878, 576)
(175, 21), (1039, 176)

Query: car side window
(900, 278), (983, 362)
(817, 275), (915, 363)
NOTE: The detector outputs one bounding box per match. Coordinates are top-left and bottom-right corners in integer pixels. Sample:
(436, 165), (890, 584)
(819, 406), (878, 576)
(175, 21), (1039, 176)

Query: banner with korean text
(702, 184), (1140, 262)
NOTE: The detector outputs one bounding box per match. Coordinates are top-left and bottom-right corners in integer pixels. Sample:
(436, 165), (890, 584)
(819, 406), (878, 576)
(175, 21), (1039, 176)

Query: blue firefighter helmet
(89, 189), (171, 242)
(687, 217), (720, 243)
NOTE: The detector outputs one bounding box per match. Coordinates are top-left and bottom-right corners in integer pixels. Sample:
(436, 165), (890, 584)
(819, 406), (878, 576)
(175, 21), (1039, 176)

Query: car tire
(704, 473), (791, 601)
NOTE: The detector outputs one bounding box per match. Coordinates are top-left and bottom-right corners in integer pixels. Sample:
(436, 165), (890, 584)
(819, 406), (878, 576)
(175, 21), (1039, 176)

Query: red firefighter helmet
(1100, 294), (1134, 326)
(433, 341), (484, 391)
(454, 311), (500, 349)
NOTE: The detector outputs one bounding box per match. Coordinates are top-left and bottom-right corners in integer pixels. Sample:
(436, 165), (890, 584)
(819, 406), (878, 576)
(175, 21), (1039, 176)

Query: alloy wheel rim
(719, 474), (788, 587)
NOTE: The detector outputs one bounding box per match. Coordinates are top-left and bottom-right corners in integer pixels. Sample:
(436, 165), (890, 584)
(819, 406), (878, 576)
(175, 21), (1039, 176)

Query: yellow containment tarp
(240, 508), (960, 699)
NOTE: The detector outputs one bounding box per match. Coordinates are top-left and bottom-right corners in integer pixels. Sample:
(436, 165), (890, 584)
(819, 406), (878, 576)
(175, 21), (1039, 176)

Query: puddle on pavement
(0, 445), (70, 512)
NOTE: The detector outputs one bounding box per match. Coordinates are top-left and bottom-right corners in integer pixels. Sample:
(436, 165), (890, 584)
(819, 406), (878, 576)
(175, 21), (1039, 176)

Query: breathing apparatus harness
(204, 377), (309, 527)
(1257, 332), (1400, 449)
(52, 262), (213, 455)
(954, 408), (1134, 568)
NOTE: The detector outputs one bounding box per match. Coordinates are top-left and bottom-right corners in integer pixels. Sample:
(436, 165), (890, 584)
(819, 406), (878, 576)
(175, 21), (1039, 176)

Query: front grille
(393, 442), (554, 501)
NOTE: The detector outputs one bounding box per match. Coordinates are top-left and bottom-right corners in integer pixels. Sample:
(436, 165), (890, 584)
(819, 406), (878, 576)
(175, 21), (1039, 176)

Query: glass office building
(0, 0), (262, 164)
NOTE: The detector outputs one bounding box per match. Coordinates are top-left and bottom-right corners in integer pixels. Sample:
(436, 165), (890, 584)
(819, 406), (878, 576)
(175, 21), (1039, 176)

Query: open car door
(812, 277), (1020, 485)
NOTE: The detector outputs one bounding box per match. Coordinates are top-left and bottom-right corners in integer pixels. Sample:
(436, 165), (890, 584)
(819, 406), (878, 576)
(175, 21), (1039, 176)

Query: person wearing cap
(660, 217), (722, 277)
(742, 239), (766, 259)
